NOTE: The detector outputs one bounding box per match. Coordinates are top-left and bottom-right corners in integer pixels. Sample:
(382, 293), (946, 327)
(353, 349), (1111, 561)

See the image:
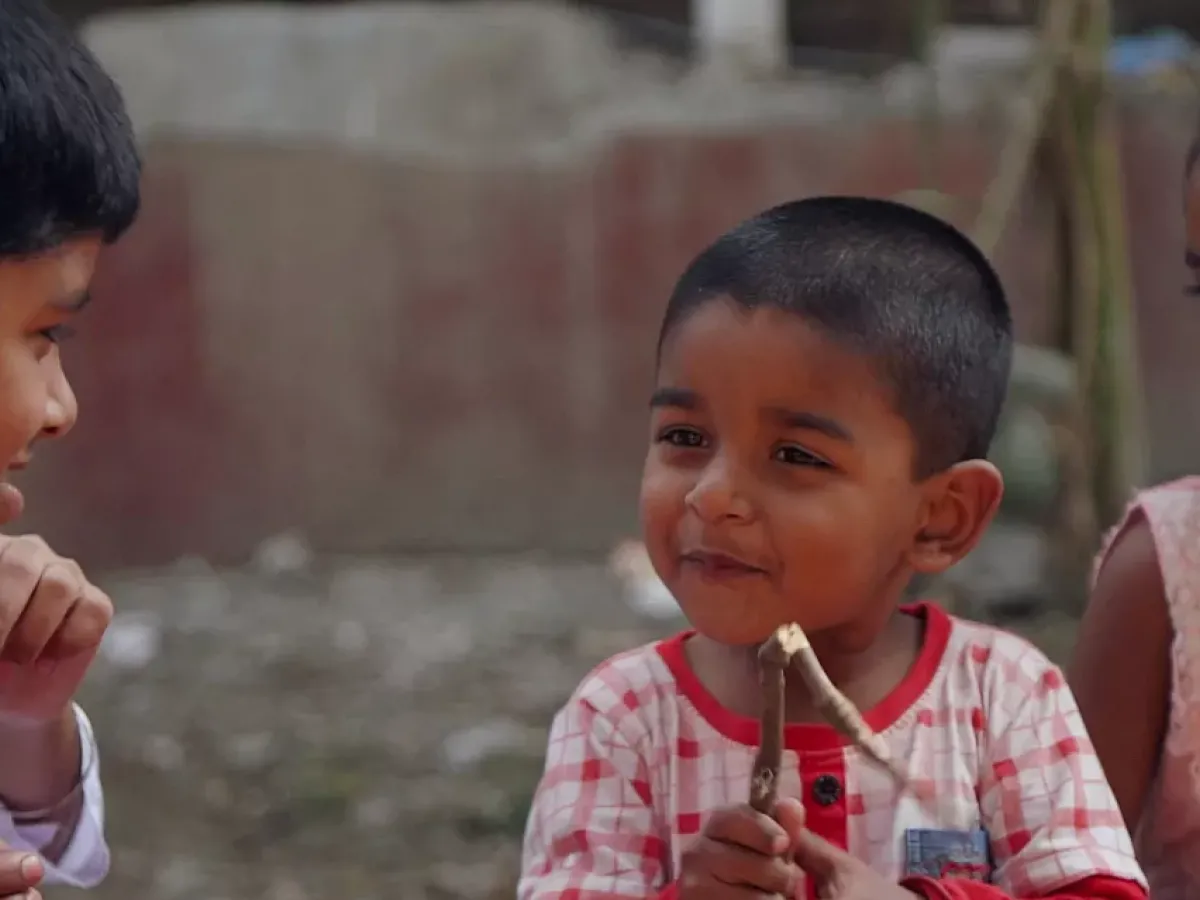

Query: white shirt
(519, 604), (1146, 899)
(0, 705), (108, 889)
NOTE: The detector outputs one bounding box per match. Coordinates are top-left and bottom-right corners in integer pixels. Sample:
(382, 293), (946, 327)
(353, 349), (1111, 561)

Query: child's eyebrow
(649, 389), (853, 442)
(766, 406), (855, 443)
(649, 387), (698, 409)
(53, 289), (92, 312)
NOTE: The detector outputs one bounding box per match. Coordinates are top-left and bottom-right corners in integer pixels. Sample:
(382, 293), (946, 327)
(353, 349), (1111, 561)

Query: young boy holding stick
(519, 197), (1146, 900)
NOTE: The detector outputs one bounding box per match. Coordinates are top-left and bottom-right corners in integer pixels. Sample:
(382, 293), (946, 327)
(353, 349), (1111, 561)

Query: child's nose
(685, 457), (754, 523)
(41, 362), (78, 440)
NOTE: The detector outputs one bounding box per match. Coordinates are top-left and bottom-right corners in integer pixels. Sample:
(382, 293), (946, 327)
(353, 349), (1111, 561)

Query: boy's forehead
(0, 238), (102, 312)
(655, 300), (918, 461)
(56, 241), (101, 295)
(658, 301), (882, 396)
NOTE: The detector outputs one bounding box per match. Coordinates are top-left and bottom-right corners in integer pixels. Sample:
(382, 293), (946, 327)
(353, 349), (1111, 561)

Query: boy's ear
(910, 460), (1004, 575)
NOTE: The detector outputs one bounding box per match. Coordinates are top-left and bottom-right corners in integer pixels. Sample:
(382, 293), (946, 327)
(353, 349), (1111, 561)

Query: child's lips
(680, 549), (766, 578)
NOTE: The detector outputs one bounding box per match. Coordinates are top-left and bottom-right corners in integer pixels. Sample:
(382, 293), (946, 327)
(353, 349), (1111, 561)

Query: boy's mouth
(680, 549), (765, 578)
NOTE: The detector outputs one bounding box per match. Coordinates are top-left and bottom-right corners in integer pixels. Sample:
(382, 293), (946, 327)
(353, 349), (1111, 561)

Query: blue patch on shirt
(904, 828), (992, 882)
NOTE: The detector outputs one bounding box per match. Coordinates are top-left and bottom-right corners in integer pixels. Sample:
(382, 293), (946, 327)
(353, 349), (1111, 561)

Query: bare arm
(1067, 515), (1170, 833)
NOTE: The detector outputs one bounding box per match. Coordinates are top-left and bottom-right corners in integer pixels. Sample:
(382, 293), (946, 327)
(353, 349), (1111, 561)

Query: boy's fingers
(0, 540), (46, 650)
(42, 584), (111, 659)
(701, 839), (798, 894)
(773, 797), (806, 845)
(4, 564), (80, 663)
(791, 827), (848, 881)
(0, 486), (24, 527)
(705, 805), (790, 855)
(0, 852), (42, 894)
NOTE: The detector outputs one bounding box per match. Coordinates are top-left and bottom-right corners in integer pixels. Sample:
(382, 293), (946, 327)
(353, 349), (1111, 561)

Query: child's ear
(910, 460), (1004, 575)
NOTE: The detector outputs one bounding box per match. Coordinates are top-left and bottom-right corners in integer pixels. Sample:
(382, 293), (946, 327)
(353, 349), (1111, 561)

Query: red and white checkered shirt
(519, 603), (1147, 900)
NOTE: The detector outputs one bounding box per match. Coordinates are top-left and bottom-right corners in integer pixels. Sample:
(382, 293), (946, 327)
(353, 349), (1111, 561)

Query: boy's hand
(0, 841), (44, 899)
(678, 802), (801, 898)
(0, 535), (112, 725)
(792, 819), (920, 900)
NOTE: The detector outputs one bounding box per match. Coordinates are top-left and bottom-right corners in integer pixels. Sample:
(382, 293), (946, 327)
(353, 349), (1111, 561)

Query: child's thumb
(792, 826), (845, 881)
(774, 797), (806, 846)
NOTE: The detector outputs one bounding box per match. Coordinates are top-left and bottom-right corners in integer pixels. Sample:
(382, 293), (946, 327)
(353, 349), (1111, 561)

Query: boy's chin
(681, 593), (856, 648)
(682, 604), (800, 649)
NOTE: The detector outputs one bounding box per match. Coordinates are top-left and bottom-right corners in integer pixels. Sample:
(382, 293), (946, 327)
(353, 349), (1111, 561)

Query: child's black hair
(0, 0), (141, 256)
(658, 196), (1012, 477)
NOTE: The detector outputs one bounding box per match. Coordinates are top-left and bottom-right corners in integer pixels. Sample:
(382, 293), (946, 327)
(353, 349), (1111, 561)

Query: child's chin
(683, 605), (790, 648)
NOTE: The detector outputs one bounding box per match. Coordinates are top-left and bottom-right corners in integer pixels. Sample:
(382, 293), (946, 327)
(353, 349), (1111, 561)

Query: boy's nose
(41, 354), (78, 440)
(685, 458), (754, 523)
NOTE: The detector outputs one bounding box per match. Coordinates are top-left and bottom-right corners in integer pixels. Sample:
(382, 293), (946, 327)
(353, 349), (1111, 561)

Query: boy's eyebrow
(649, 389), (853, 442)
(766, 406), (855, 443)
(649, 387), (698, 409)
(53, 289), (91, 312)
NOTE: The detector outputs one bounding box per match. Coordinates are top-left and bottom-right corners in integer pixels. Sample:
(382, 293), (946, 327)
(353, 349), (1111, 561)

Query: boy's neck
(684, 609), (925, 727)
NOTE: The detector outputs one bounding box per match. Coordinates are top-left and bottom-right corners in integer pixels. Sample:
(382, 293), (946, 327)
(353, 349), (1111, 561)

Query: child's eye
(37, 325), (76, 344)
(773, 444), (830, 468)
(656, 426), (707, 449)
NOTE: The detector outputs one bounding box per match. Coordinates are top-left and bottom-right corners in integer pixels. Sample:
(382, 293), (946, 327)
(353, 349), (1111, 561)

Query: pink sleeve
(976, 659), (1146, 896)
(517, 696), (674, 900)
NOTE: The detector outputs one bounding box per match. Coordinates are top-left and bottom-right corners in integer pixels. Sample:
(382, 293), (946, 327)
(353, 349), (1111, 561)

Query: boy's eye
(37, 325), (76, 344)
(656, 426), (707, 449)
(773, 444), (830, 468)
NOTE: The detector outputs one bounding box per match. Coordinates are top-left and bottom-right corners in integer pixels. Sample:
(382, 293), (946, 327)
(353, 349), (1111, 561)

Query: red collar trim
(655, 601), (951, 752)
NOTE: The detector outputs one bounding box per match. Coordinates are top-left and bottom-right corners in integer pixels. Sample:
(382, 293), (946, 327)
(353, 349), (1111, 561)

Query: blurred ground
(59, 551), (1079, 900)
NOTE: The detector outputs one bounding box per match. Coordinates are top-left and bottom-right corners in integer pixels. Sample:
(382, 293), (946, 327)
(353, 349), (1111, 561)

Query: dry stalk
(750, 624), (806, 814)
(752, 623), (940, 817)
(972, 0), (1079, 256)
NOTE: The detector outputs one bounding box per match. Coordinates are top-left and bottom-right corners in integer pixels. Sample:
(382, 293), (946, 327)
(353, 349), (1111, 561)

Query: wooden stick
(785, 626), (903, 783)
(749, 624), (806, 814)
(752, 623), (940, 817)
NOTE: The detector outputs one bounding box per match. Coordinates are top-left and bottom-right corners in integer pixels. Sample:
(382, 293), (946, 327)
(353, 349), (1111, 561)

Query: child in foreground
(0, 0), (142, 896)
(518, 197), (1146, 900)
(1067, 136), (1200, 900)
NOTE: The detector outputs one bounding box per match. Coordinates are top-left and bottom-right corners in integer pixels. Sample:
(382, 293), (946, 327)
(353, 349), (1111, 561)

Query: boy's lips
(680, 549), (766, 577)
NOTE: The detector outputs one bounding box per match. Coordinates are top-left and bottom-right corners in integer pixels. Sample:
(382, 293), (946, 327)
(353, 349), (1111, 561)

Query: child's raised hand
(0, 534), (112, 724)
(678, 800), (802, 898)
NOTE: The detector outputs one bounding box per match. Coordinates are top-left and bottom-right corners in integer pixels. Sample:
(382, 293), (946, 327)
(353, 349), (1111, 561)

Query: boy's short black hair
(0, 0), (141, 256)
(658, 196), (1012, 477)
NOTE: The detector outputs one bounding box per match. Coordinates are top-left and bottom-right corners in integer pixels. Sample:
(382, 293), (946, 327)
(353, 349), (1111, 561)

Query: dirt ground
(53, 554), (1080, 900)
